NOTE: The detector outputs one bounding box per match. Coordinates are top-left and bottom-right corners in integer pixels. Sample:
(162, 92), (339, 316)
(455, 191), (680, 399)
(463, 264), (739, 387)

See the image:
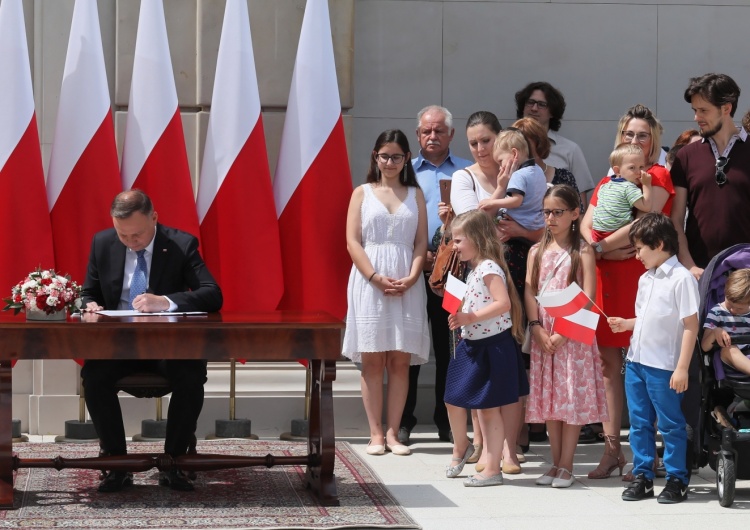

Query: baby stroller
(696, 243), (750, 507)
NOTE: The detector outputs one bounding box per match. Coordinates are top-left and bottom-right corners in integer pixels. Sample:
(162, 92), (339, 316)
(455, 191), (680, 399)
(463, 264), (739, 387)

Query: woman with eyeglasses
(343, 129), (431, 457)
(579, 104), (675, 480)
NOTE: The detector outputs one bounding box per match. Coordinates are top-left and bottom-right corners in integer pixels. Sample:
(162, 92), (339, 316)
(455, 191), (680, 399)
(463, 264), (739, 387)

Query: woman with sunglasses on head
(343, 129), (431, 457)
(579, 104), (675, 480)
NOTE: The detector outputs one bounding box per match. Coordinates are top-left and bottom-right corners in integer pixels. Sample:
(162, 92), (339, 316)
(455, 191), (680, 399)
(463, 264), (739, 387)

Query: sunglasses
(716, 156), (729, 186)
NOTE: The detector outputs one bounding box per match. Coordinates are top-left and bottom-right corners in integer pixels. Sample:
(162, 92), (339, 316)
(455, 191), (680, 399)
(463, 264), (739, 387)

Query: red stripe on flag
(552, 310), (599, 345)
(200, 119), (282, 312)
(50, 114), (121, 282)
(276, 118), (352, 320)
(0, 118), (55, 290)
(131, 110), (200, 239)
(544, 290), (590, 318)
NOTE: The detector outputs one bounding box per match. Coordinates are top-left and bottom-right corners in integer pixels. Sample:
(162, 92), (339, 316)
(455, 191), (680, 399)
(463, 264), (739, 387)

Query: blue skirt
(444, 330), (529, 409)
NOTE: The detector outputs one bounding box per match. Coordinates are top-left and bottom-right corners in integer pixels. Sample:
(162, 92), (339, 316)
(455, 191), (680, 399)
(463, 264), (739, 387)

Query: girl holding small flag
(525, 185), (608, 488)
(443, 210), (528, 487)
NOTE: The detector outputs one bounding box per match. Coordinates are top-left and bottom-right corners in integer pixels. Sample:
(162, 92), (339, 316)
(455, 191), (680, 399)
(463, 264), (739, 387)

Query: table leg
(0, 361), (13, 508)
(306, 359), (338, 506)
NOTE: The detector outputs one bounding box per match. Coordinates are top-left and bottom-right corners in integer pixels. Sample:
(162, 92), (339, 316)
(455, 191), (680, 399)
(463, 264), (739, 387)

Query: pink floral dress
(525, 243), (609, 425)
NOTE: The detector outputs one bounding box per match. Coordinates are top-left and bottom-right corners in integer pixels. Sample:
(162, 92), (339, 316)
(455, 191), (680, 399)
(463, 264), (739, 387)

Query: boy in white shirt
(608, 213), (699, 504)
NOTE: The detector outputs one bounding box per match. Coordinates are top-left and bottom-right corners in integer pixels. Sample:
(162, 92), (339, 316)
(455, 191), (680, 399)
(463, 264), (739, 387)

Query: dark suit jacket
(82, 224), (222, 312)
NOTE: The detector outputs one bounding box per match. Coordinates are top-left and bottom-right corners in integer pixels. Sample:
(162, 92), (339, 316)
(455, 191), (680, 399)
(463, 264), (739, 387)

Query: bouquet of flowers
(2, 268), (82, 315)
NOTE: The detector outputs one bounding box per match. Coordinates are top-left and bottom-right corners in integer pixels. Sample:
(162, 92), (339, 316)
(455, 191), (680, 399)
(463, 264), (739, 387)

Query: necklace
(541, 161), (548, 173)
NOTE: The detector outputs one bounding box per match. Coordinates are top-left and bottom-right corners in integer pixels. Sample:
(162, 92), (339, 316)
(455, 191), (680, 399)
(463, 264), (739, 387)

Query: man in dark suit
(81, 189), (222, 492)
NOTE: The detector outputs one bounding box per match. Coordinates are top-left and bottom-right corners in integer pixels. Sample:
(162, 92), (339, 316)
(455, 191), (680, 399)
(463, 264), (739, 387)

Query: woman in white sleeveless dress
(343, 130), (430, 456)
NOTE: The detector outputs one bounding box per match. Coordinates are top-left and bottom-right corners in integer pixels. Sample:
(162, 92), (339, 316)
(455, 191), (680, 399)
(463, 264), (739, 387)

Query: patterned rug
(2, 440), (420, 530)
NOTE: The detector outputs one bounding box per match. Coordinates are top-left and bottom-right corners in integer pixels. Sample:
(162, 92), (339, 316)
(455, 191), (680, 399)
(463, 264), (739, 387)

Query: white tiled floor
(22, 428), (750, 529)
(342, 427), (750, 530)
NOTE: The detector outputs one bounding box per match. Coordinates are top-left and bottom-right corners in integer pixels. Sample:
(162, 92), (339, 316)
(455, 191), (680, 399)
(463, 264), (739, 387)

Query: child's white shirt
(627, 255), (699, 370)
(461, 259), (512, 340)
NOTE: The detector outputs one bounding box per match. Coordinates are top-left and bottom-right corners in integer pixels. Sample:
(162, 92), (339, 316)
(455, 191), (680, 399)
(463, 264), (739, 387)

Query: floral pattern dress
(525, 243), (609, 425)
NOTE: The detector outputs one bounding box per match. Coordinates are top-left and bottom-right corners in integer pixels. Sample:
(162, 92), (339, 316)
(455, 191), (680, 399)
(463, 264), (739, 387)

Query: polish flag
(197, 0), (282, 313)
(537, 282), (590, 318)
(442, 273), (467, 315)
(273, 0), (352, 319)
(553, 308), (600, 345)
(121, 0), (199, 238)
(0, 0), (55, 293)
(47, 0), (121, 283)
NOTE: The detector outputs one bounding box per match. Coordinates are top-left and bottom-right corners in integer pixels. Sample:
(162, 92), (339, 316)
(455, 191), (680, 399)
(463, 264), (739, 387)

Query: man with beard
(398, 105), (471, 445)
(669, 73), (750, 475)
(671, 73), (750, 278)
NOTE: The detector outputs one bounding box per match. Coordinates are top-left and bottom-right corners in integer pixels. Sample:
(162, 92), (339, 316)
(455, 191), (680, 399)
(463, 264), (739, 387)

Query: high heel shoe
(587, 434), (626, 479)
(466, 444), (482, 464)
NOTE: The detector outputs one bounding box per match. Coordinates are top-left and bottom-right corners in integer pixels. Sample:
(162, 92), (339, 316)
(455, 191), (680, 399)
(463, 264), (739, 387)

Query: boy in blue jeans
(608, 213), (699, 504)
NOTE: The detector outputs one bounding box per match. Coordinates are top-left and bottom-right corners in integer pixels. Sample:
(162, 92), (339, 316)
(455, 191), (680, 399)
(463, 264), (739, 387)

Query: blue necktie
(129, 250), (148, 309)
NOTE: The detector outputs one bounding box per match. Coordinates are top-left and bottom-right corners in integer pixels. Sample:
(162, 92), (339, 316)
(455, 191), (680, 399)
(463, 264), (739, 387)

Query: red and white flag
(0, 0), (55, 293)
(537, 282), (590, 318)
(121, 0), (199, 237)
(553, 307), (600, 345)
(47, 0), (121, 283)
(442, 273), (467, 315)
(197, 0), (283, 313)
(273, 0), (352, 319)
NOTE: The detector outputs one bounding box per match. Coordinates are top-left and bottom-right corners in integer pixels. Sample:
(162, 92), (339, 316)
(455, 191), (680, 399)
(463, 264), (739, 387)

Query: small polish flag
(553, 307), (599, 345)
(442, 273), (467, 315)
(537, 282), (590, 318)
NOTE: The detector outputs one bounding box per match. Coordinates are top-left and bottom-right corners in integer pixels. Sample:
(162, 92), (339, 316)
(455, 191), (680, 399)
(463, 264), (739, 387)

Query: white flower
(46, 296), (58, 307)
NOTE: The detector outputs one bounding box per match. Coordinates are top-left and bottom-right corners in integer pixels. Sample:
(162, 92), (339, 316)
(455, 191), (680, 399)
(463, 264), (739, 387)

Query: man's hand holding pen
(131, 292), (170, 313)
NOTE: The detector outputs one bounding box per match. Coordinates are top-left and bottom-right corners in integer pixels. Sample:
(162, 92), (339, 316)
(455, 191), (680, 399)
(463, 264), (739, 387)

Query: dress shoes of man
(159, 470), (195, 491)
(397, 426), (411, 445)
(98, 471), (133, 493)
(438, 429), (453, 443)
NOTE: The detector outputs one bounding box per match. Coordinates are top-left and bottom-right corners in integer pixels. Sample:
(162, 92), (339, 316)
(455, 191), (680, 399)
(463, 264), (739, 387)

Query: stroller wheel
(717, 453), (736, 508)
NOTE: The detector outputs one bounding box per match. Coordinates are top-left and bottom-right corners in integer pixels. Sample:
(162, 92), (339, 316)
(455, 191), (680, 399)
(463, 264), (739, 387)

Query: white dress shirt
(627, 255), (699, 371)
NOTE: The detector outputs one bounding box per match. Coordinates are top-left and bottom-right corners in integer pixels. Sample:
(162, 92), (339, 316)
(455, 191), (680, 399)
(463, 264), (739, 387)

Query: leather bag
(429, 214), (465, 290)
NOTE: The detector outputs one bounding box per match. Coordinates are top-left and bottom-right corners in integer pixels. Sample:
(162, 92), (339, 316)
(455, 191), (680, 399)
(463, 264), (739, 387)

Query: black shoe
(622, 473), (654, 501)
(98, 471), (133, 493)
(578, 424), (603, 444)
(397, 426), (411, 445)
(529, 425), (547, 442)
(438, 429), (453, 443)
(657, 477), (688, 504)
(159, 470), (195, 491)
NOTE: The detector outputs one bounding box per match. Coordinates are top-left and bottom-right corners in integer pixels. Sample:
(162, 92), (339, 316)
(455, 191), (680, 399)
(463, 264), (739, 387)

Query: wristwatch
(592, 242), (604, 254)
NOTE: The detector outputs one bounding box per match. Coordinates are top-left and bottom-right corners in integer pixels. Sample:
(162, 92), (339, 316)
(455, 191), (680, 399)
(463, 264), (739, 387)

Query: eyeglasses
(716, 156), (729, 186)
(375, 153), (405, 164)
(621, 130), (651, 143)
(524, 99), (548, 110)
(540, 208), (574, 218)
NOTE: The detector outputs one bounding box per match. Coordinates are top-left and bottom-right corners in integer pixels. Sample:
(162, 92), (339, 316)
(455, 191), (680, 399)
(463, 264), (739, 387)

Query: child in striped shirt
(591, 144), (652, 244)
(701, 269), (750, 381)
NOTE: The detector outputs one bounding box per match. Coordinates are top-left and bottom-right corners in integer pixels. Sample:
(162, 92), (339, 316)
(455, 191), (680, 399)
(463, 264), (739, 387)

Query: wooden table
(0, 311), (344, 508)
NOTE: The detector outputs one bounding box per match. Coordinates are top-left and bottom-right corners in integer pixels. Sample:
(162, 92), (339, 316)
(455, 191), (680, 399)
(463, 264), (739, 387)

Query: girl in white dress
(343, 130), (430, 456)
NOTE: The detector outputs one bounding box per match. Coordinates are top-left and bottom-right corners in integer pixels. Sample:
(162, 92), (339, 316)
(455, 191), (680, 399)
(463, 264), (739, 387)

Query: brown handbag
(428, 213), (465, 290)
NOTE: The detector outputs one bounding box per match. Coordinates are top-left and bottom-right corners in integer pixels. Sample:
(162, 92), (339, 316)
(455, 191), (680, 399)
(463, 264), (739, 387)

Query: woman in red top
(579, 104), (675, 479)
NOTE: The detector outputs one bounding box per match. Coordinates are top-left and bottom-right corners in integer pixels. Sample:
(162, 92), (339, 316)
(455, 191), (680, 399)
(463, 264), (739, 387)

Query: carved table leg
(0, 361), (13, 508)
(306, 359), (338, 506)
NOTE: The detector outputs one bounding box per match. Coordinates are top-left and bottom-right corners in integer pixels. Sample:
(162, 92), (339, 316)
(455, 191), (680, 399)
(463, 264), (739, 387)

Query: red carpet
(1, 440), (419, 529)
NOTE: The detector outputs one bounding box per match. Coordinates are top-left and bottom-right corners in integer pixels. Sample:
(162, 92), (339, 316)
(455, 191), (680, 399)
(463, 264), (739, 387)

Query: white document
(95, 310), (207, 317)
